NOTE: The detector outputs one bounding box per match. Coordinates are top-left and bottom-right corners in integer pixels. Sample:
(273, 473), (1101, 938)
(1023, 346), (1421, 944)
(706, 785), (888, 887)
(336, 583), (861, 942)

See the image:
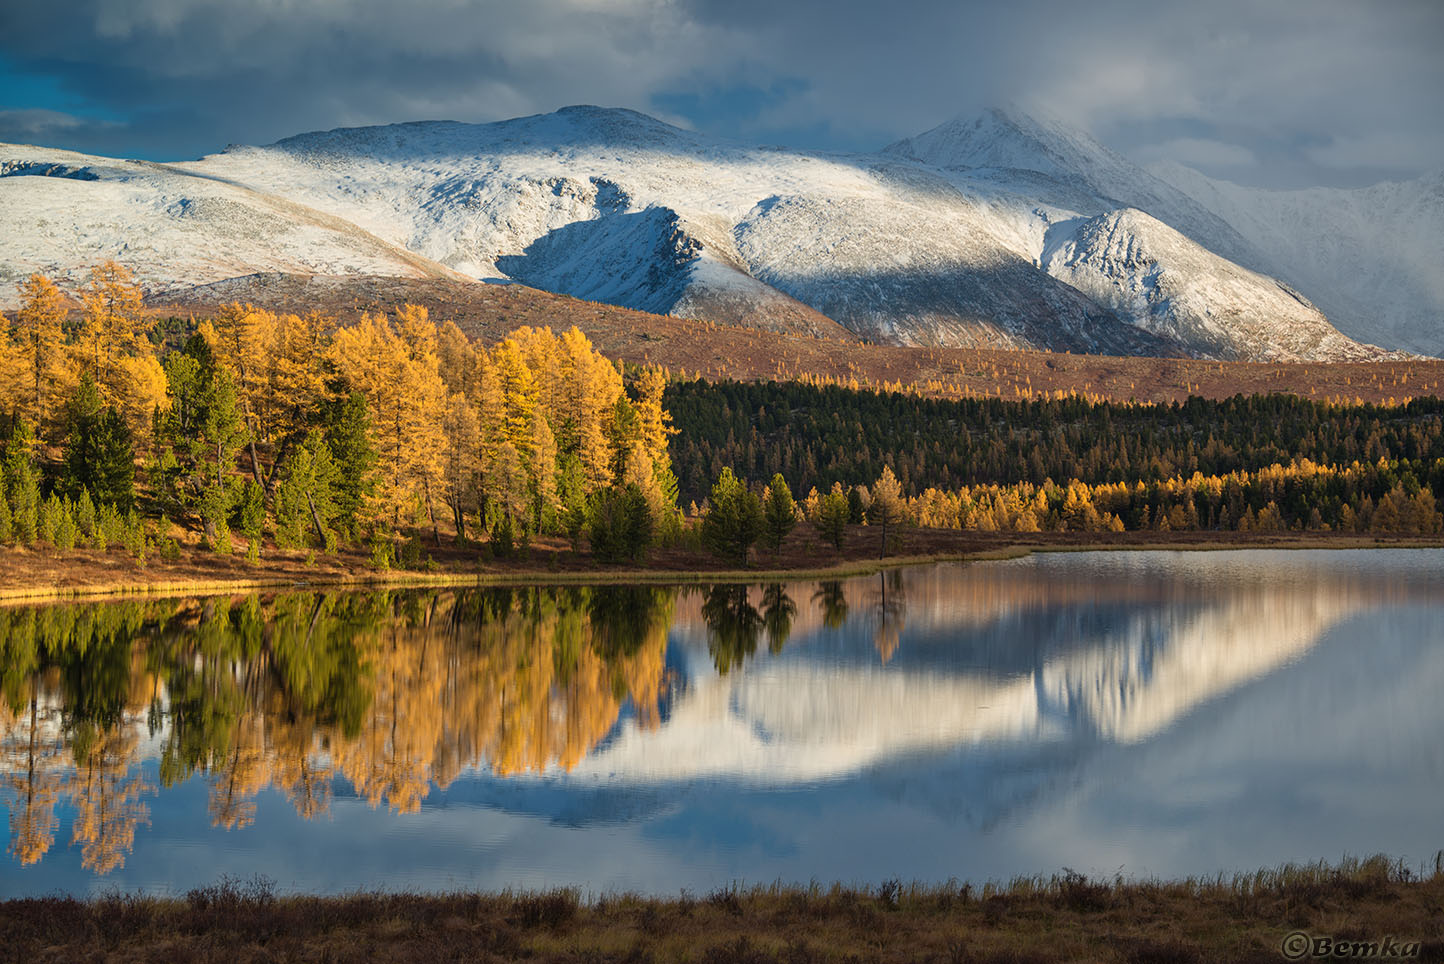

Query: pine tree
(53, 499), (77, 551)
(275, 433), (341, 550)
(762, 473), (797, 551)
(816, 484), (850, 550)
(700, 468), (764, 567)
(607, 394), (642, 484)
(157, 335), (246, 542)
(200, 483), (231, 554)
(322, 391), (377, 536)
(236, 479), (265, 561)
(95, 502), (118, 551)
(0, 486), (12, 544)
(38, 493), (60, 546)
(588, 484), (654, 564)
(847, 486), (867, 524)
(557, 454), (589, 550)
(2, 420), (40, 545)
(74, 488), (97, 544)
(61, 375), (135, 510)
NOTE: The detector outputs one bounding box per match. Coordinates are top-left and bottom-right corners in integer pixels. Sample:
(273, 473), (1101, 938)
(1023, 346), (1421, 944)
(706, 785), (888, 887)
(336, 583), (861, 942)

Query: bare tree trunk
(425, 481), (440, 546)
(306, 489), (326, 545)
(246, 419), (264, 491)
(265, 437), (293, 492)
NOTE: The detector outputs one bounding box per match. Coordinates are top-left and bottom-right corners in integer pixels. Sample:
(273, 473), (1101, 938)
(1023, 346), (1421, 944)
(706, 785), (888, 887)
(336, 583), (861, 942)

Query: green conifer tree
(700, 468), (764, 567)
(762, 473), (798, 552)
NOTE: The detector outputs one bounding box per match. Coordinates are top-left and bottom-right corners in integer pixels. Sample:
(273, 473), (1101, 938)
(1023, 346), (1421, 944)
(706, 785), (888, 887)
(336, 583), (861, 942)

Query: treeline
(4, 264), (1443, 569)
(0, 263), (678, 564)
(666, 379), (1444, 504)
(901, 460), (1440, 534)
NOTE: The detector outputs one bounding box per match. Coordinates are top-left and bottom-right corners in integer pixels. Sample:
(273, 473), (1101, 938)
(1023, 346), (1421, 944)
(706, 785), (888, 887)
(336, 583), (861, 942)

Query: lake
(2, 549), (1441, 897)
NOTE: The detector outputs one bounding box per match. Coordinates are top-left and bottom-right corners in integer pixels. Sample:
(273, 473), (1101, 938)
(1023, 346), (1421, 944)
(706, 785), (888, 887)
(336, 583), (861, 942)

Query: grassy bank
(2, 526), (1441, 605)
(2, 857), (1441, 963)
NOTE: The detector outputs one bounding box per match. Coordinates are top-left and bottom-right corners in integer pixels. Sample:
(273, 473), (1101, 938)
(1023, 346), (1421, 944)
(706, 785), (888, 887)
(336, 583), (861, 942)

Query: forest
(668, 378), (1444, 537)
(1, 262), (1441, 575)
(0, 263), (680, 568)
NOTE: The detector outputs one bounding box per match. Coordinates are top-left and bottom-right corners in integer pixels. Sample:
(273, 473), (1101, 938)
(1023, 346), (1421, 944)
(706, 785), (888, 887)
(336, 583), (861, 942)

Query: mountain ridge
(1147, 159), (1444, 356)
(0, 104), (1421, 361)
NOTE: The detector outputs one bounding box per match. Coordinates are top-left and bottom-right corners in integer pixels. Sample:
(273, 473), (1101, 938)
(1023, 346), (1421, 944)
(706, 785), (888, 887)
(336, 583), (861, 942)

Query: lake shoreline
(1, 526), (1440, 605)
(2, 857), (1438, 963)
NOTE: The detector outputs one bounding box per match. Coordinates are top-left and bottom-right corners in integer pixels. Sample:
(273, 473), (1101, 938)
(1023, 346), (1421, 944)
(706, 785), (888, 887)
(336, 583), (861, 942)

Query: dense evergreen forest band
(0, 262), (1441, 575)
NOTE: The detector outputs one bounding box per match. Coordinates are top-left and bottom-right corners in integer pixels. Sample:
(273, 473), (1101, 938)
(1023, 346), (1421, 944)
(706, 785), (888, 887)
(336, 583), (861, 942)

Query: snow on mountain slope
(1043, 208), (1385, 362)
(0, 105), (1394, 361)
(176, 108), (899, 338)
(883, 107), (1258, 267)
(1149, 161), (1444, 356)
(734, 190), (1175, 353)
(0, 143), (462, 303)
(182, 106), (1345, 357)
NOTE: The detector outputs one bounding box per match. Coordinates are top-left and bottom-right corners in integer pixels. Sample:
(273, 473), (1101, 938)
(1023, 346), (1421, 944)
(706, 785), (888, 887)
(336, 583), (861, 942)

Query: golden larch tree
(327, 312), (447, 527)
(13, 273), (73, 428)
(78, 262), (165, 437)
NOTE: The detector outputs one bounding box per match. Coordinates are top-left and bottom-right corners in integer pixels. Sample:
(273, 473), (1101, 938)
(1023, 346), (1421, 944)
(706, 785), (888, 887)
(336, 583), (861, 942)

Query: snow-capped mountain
(0, 104), (1413, 361)
(1043, 208), (1378, 361)
(1148, 161), (1444, 357)
(0, 145), (464, 295)
(883, 106), (1258, 267)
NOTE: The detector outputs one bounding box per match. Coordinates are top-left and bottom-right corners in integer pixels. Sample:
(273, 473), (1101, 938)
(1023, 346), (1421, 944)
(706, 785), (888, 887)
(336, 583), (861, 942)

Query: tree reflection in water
(812, 581), (849, 630)
(0, 586), (676, 873)
(761, 585), (797, 654)
(870, 571), (907, 664)
(701, 585), (762, 674)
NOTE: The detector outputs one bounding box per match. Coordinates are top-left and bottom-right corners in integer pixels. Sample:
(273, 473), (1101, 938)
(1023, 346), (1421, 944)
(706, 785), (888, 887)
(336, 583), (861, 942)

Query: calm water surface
(2, 549), (1442, 896)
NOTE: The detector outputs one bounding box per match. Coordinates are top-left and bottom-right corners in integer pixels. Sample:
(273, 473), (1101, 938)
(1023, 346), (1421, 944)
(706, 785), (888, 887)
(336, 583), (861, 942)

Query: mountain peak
(883, 104), (1118, 180)
(260, 105), (696, 161)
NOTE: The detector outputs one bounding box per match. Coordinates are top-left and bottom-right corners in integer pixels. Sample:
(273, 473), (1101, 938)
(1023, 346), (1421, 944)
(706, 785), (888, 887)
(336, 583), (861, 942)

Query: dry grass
(148, 273), (1444, 406)
(3, 858), (1441, 963)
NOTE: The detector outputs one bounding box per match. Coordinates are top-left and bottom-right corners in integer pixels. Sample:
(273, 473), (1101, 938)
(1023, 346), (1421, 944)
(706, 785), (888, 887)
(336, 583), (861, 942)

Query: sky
(0, 0), (1440, 189)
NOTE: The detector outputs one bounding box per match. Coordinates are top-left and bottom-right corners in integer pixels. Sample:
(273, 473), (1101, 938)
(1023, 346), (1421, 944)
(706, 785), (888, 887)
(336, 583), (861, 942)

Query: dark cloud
(0, 0), (1439, 186)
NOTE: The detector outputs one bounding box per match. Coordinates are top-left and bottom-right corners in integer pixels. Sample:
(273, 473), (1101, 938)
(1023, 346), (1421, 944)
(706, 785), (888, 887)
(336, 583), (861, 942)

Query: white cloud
(0, 0), (1439, 185)
(1134, 138), (1258, 169)
(0, 109), (122, 139)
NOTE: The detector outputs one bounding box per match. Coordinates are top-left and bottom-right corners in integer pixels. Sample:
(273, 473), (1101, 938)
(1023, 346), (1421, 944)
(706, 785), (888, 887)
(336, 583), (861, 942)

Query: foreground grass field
(2, 858), (1441, 963)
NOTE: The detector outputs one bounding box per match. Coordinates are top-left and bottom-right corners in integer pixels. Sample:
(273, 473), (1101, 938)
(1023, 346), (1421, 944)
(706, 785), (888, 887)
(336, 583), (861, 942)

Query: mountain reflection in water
(2, 550), (1441, 891)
